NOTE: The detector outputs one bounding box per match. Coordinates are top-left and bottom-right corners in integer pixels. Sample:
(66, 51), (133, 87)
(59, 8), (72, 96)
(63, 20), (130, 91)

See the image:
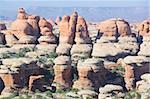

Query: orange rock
(38, 18), (56, 44)
(0, 73), (21, 88)
(53, 65), (72, 89)
(98, 18), (131, 37)
(59, 15), (72, 44)
(138, 19), (150, 37)
(27, 15), (40, 38)
(75, 16), (91, 44)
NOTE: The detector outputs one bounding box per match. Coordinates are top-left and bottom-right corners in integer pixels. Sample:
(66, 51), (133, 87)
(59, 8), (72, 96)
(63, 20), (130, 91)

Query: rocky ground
(0, 8), (149, 99)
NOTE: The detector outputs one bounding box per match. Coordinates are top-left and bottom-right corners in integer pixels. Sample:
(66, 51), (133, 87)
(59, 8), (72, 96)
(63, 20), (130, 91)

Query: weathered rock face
(59, 15), (72, 44)
(118, 56), (150, 91)
(98, 84), (125, 99)
(38, 18), (56, 44)
(97, 18), (131, 37)
(59, 12), (91, 44)
(69, 12), (78, 43)
(0, 23), (6, 30)
(73, 58), (107, 90)
(0, 33), (5, 45)
(75, 16), (91, 44)
(53, 56), (72, 89)
(0, 58), (40, 93)
(138, 19), (150, 37)
(27, 15), (40, 38)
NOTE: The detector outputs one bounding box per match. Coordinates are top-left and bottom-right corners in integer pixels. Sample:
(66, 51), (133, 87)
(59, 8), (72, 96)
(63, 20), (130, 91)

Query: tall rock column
(53, 56), (72, 89)
(71, 16), (92, 64)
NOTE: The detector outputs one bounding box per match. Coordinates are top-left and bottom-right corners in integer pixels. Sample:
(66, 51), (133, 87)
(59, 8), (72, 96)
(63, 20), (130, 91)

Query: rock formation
(0, 33), (5, 45)
(138, 19), (150, 37)
(10, 8), (36, 44)
(73, 58), (107, 90)
(75, 16), (91, 44)
(98, 84), (125, 99)
(38, 17), (56, 44)
(27, 15), (40, 38)
(56, 16), (61, 25)
(97, 18), (131, 37)
(53, 56), (72, 89)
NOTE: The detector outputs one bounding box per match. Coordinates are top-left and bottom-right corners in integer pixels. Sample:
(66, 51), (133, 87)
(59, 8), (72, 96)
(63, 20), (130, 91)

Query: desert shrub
(111, 65), (125, 77)
(0, 47), (33, 59)
(124, 90), (141, 99)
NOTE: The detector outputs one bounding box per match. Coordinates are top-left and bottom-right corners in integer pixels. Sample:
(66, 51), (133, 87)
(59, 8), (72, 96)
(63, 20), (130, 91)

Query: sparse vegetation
(111, 65), (125, 77)
(0, 47), (33, 59)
